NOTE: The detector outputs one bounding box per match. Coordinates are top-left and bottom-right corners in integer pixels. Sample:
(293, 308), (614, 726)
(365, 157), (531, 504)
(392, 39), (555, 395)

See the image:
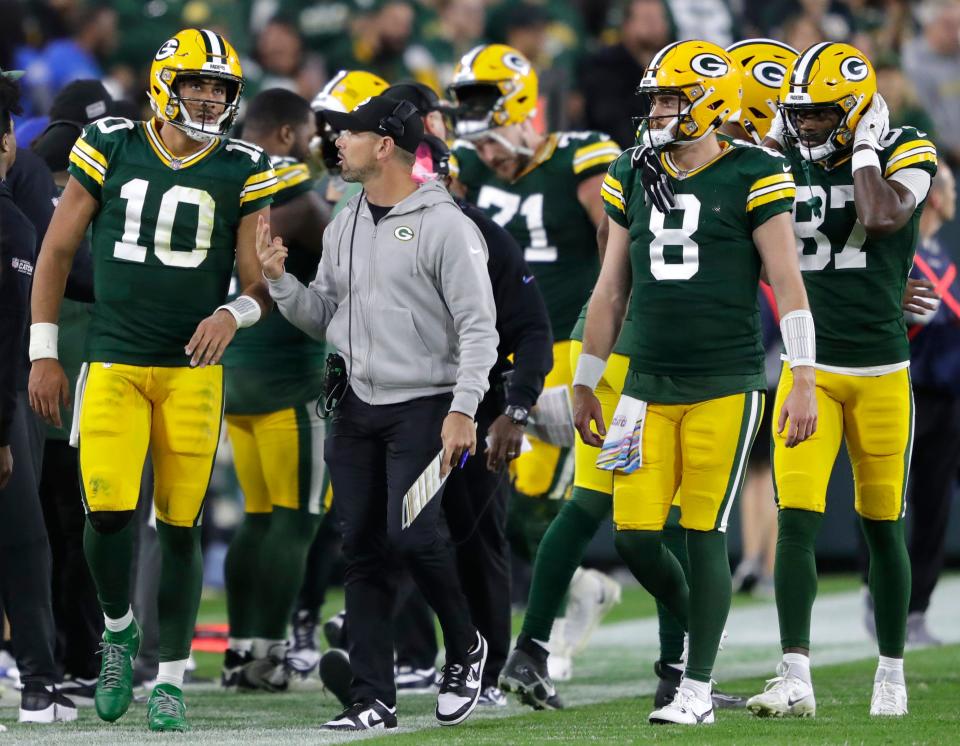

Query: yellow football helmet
(779, 42), (877, 162)
(310, 70), (389, 172)
(726, 38), (798, 144)
(637, 40), (741, 148)
(447, 44), (538, 138)
(148, 28), (244, 140)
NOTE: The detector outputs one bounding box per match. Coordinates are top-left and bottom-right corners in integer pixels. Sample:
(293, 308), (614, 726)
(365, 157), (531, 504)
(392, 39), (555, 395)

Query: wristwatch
(504, 404), (529, 427)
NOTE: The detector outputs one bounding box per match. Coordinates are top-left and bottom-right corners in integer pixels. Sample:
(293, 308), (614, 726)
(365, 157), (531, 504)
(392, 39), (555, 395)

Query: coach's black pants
(0, 392), (57, 686)
(907, 388), (960, 613)
(325, 389), (476, 707)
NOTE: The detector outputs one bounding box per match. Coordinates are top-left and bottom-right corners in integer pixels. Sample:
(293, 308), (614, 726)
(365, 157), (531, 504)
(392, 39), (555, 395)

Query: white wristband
(851, 148), (881, 174)
(29, 322), (59, 361)
(780, 310), (816, 368)
(216, 295), (262, 329)
(573, 353), (607, 391)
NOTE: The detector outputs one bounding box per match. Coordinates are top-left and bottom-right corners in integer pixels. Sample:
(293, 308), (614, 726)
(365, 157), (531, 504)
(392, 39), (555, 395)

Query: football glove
(766, 111), (787, 149)
(631, 144), (676, 213)
(854, 93), (889, 152)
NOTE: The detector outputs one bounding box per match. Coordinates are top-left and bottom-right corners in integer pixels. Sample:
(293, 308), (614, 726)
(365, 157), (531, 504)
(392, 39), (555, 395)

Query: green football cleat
(147, 683), (190, 732)
(94, 621), (141, 722)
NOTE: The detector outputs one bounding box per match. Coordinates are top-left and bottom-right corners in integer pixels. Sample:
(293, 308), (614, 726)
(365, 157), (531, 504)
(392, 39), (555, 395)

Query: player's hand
(902, 277), (940, 316)
(766, 111), (787, 149)
(631, 144), (676, 214)
(256, 214), (288, 280)
(854, 93), (889, 152)
(185, 309), (238, 368)
(441, 411), (477, 478)
(28, 358), (71, 428)
(573, 384), (606, 448)
(778, 366), (818, 448)
(0, 445), (12, 490)
(486, 414), (524, 472)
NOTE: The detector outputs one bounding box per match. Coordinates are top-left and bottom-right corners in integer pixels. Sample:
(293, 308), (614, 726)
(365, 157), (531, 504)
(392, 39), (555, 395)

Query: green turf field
(1, 576), (956, 744)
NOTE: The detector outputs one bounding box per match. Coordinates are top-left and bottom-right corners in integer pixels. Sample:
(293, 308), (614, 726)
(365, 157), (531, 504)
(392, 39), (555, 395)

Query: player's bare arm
(574, 217), (631, 447)
(754, 211), (817, 447)
(577, 173), (607, 227)
(28, 176), (99, 427)
(185, 208), (274, 367)
(853, 163), (917, 237)
(270, 191), (327, 257)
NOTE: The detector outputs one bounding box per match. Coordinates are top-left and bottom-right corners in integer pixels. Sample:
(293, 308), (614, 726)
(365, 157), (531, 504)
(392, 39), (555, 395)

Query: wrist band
(852, 148), (881, 174)
(29, 322), (59, 361)
(780, 310), (816, 368)
(216, 295), (262, 329)
(573, 353), (607, 391)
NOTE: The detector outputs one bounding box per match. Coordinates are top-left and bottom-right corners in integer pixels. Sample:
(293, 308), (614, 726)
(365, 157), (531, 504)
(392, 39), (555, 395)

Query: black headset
(378, 100), (419, 140)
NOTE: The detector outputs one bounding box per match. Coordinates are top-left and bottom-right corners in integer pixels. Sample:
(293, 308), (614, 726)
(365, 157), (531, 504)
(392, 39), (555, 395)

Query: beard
(340, 160), (378, 183)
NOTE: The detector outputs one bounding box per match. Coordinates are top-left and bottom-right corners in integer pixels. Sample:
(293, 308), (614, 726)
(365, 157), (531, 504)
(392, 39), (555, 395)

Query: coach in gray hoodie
(259, 95), (498, 731)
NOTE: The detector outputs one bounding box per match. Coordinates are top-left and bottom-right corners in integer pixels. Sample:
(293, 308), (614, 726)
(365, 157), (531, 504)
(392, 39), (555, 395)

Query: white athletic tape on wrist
(851, 148), (881, 174)
(216, 295), (262, 329)
(29, 322), (59, 361)
(573, 353), (606, 391)
(780, 310), (816, 368)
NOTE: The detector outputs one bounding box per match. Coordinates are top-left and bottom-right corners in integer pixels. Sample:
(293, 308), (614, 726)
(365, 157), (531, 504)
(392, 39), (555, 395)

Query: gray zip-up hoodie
(266, 180), (498, 418)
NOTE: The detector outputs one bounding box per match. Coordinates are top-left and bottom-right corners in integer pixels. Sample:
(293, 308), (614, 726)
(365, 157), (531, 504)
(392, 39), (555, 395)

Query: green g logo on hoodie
(394, 225), (415, 241)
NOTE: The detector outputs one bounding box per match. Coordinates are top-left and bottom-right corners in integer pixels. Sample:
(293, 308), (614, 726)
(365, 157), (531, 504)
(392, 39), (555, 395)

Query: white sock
(104, 607), (134, 633)
(877, 655), (905, 684)
(679, 677), (712, 702)
(155, 660), (188, 689)
(227, 638), (252, 654)
(783, 652), (812, 684)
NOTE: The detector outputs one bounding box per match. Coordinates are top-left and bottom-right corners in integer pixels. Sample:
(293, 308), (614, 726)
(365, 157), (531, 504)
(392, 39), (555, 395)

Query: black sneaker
(221, 649), (253, 689)
(654, 660), (746, 709)
(499, 646), (564, 711)
(59, 676), (97, 706)
(436, 632), (486, 726)
(323, 611), (347, 650)
(319, 648), (352, 708)
(19, 684), (78, 723)
(322, 700), (397, 731)
(288, 610), (321, 679)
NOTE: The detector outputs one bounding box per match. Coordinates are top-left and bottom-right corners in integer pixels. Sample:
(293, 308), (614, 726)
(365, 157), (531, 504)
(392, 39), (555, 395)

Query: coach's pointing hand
(256, 214), (288, 280)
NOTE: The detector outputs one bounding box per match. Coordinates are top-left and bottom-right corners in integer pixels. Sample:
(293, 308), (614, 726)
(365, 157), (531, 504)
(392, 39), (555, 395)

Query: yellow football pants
(773, 363), (913, 520)
(78, 362), (223, 527)
(226, 404), (329, 515)
(613, 390), (764, 532)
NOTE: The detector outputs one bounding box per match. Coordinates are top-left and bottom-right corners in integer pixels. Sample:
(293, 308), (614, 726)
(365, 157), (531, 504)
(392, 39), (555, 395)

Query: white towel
(595, 395), (647, 473)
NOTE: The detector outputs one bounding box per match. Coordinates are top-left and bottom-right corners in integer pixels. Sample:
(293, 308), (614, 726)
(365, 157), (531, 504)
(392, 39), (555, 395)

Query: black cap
(383, 81), (449, 115)
(32, 122), (85, 172)
(49, 79), (114, 124)
(323, 94), (424, 153)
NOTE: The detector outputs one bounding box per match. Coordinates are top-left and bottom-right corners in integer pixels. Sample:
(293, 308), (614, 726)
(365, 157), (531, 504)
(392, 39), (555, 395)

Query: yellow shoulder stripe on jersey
(240, 169), (279, 204)
(448, 153), (461, 179)
(884, 140), (938, 177)
(747, 184), (796, 212)
(275, 163), (311, 191)
(573, 140), (621, 175)
(749, 171), (796, 194)
(69, 146), (105, 186)
(74, 137), (108, 170)
(143, 119), (218, 170)
(601, 173), (625, 213)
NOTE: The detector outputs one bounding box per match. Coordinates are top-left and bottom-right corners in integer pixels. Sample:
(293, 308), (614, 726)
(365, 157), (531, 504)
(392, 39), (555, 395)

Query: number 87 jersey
(603, 138), (796, 402)
(68, 116), (277, 366)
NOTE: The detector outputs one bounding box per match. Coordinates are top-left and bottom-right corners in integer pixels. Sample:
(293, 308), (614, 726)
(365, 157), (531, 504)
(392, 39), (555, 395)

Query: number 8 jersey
(68, 116), (277, 366)
(603, 139), (796, 403)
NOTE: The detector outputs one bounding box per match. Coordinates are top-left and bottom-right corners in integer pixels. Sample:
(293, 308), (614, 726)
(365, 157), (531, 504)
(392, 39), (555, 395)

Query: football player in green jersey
(219, 88), (330, 692)
(747, 42), (938, 720)
(448, 44), (623, 674)
(575, 40), (817, 725)
(27, 29), (278, 732)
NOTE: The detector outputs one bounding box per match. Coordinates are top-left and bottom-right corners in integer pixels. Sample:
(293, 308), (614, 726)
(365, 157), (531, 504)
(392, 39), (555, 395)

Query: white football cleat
(870, 672), (908, 717)
(649, 683), (715, 725)
(547, 618), (573, 681)
(746, 662), (816, 718)
(562, 568), (622, 656)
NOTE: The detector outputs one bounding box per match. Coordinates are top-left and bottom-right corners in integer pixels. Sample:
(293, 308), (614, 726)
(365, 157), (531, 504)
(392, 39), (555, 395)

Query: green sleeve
(239, 151), (277, 216)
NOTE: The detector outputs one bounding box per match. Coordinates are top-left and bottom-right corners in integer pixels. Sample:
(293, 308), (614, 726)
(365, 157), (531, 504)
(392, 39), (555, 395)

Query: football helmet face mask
(635, 40), (741, 149)
(310, 70), (389, 172)
(726, 38), (798, 144)
(779, 42), (877, 163)
(448, 43), (538, 153)
(149, 28), (244, 141)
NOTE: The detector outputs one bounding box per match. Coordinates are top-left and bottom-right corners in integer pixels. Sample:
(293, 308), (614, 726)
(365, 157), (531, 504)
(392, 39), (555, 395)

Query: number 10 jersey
(68, 117), (277, 366)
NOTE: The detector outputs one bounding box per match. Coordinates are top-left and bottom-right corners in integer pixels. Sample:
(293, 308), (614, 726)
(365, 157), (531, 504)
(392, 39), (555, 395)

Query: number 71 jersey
(68, 117), (277, 366)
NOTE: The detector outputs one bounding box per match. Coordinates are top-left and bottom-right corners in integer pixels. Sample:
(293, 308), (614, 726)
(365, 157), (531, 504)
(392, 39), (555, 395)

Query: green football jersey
(785, 126), (937, 367)
(604, 139), (796, 404)
(223, 156), (326, 415)
(68, 117), (276, 366)
(451, 130), (620, 338)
